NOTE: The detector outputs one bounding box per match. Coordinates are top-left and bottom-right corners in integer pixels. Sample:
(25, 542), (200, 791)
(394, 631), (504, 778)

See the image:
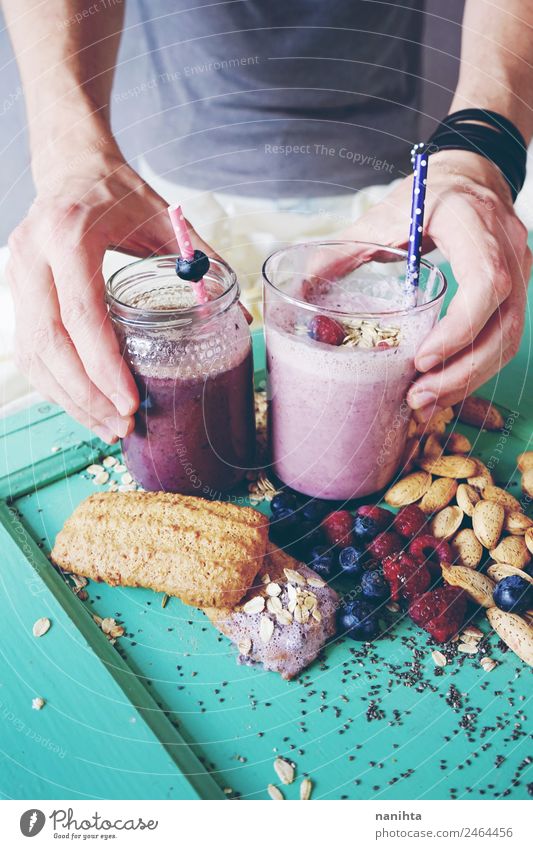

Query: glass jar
(263, 241), (447, 500)
(106, 256), (255, 496)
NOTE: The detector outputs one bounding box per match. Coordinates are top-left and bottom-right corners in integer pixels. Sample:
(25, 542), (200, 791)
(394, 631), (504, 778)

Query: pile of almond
(384, 396), (533, 666)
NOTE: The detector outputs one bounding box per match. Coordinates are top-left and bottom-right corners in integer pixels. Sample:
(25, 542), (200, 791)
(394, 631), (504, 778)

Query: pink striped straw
(167, 204), (209, 304)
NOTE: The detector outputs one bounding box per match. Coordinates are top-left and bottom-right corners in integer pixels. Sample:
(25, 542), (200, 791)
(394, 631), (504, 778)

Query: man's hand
(6, 150), (215, 443)
(331, 149), (531, 417)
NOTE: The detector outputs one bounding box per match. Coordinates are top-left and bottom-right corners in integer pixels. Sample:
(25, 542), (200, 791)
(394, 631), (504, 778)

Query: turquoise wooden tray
(1, 259), (531, 801)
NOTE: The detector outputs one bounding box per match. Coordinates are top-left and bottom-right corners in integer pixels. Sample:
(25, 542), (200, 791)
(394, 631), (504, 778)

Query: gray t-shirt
(137, 0), (425, 196)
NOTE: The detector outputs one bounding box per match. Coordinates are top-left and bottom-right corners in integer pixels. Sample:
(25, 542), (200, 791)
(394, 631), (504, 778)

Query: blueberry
(308, 545), (334, 579)
(271, 491), (299, 515)
(269, 507), (299, 544)
(338, 545), (365, 576)
(301, 499), (330, 524)
(493, 575), (533, 613)
(338, 600), (380, 641)
(353, 514), (380, 542)
(361, 570), (389, 601)
(292, 520), (323, 557)
(175, 250), (210, 283)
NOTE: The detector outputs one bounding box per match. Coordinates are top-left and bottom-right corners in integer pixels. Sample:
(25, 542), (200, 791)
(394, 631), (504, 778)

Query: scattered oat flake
(307, 576), (326, 588)
(267, 784), (284, 800)
(243, 595), (265, 614)
(94, 471), (109, 485)
(276, 610), (293, 626)
(103, 456), (118, 468)
(274, 757), (295, 785)
(480, 657), (497, 672)
(283, 568), (306, 586)
(86, 464), (103, 476)
(32, 697), (45, 710)
(266, 582), (282, 596)
(267, 596), (283, 615)
(121, 472), (133, 485)
(114, 463), (127, 473)
(386, 602), (400, 613)
(259, 615), (274, 644)
(50, 445), (61, 453)
(458, 643), (478, 654)
(300, 778), (313, 800)
(238, 637), (252, 655)
(431, 650), (447, 667)
(32, 617), (51, 638)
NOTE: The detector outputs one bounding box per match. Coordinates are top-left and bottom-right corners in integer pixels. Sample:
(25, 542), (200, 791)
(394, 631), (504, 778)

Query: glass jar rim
(106, 255), (239, 326)
(262, 240), (447, 319)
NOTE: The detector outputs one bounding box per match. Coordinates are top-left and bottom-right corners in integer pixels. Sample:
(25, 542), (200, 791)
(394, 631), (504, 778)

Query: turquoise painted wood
(0, 263), (532, 801)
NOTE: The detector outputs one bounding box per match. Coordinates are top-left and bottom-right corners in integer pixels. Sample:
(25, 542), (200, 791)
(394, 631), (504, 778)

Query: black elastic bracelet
(426, 109), (527, 202)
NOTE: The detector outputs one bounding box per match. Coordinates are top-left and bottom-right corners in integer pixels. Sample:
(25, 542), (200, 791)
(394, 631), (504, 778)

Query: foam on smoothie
(116, 278), (251, 381)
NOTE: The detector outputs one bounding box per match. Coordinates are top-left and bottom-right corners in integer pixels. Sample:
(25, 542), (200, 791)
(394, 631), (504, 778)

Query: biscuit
(51, 491), (269, 608)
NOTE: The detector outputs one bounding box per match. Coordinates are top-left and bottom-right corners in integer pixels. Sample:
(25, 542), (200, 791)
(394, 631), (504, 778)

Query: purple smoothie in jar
(106, 256), (255, 496)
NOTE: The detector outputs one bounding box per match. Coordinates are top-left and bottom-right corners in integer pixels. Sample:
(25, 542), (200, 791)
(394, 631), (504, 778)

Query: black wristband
(426, 109), (527, 202)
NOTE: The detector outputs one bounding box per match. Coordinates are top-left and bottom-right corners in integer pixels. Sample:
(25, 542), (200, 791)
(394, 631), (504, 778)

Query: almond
(419, 477), (458, 514)
(522, 469), (533, 499)
(399, 437), (420, 474)
(486, 608), (533, 667)
(526, 527), (533, 556)
(504, 511), (533, 535)
(490, 536), (531, 570)
(441, 563), (495, 608)
(418, 455), (478, 479)
(430, 506), (464, 540)
(467, 460), (494, 491)
(384, 471), (432, 507)
(414, 408), (450, 436)
(486, 563), (533, 585)
(422, 433), (443, 459)
(472, 500), (505, 549)
(454, 396), (504, 431)
(517, 451), (533, 473)
(482, 485), (522, 514)
(407, 417), (417, 438)
(450, 528), (483, 569)
(445, 432), (472, 454)
(456, 483), (481, 517)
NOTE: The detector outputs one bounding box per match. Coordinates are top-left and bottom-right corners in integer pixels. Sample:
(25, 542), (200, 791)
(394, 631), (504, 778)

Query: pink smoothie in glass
(266, 286), (435, 501)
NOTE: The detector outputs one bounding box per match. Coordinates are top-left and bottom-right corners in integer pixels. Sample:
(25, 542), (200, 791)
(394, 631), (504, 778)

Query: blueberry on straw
(176, 250), (210, 283)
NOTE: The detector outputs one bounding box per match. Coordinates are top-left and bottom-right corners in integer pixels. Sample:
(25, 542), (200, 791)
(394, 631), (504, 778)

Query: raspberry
(367, 531), (404, 561)
(322, 510), (354, 547)
(308, 315), (346, 346)
(382, 552), (431, 602)
(356, 505), (392, 532)
(409, 586), (468, 643)
(409, 534), (451, 564)
(393, 504), (427, 538)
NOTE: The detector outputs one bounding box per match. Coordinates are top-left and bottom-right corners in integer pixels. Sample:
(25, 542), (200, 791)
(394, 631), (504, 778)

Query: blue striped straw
(405, 142), (429, 308)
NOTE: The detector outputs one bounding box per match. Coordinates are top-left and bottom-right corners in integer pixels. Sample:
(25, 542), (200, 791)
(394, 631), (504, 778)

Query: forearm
(2, 0), (125, 183)
(451, 0), (533, 143)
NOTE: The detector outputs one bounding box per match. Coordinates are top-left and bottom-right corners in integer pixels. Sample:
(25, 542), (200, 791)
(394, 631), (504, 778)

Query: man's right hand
(6, 151), (214, 443)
